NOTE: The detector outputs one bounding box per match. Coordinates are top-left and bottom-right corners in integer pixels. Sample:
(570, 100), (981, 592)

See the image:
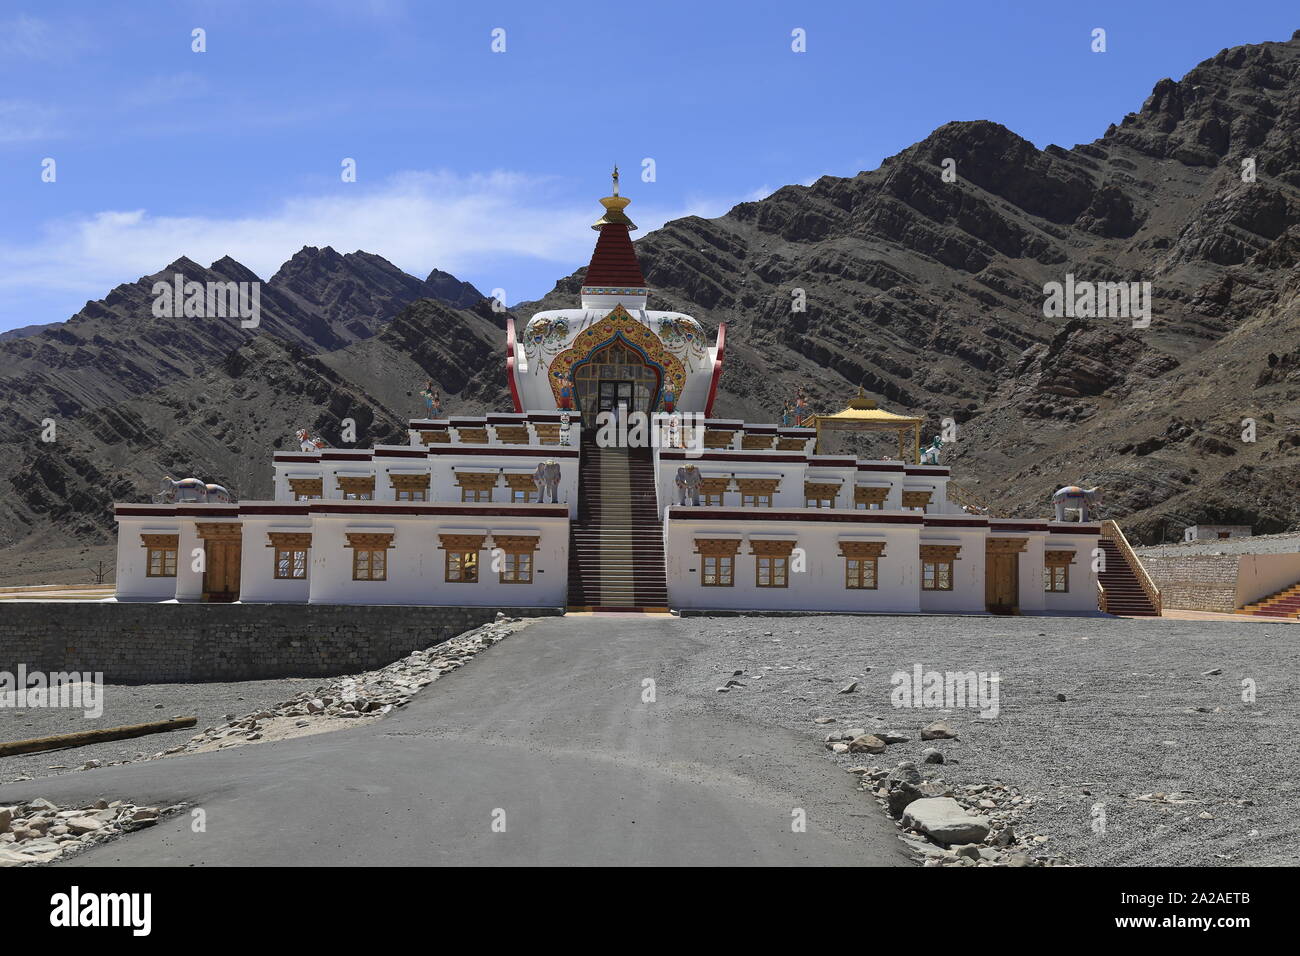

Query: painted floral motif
(522, 316), (572, 373)
(656, 316), (706, 368)
(548, 305), (687, 408)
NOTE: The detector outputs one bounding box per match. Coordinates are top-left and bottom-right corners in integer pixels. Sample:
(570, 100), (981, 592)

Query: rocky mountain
(517, 29), (1300, 542)
(2, 30), (1298, 583)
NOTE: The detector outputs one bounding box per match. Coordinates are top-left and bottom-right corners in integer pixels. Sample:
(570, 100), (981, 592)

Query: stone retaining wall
(0, 603), (561, 683)
(1140, 555), (1239, 613)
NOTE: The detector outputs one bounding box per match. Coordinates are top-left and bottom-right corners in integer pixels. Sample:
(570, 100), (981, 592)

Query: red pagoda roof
(583, 223), (647, 289)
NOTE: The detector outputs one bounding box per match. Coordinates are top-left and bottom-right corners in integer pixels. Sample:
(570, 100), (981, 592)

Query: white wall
(238, 517), (314, 603)
(917, 531), (987, 614)
(1042, 533), (1104, 613)
(114, 519), (181, 601)
(1236, 553), (1300, 607)
(665, 514), (925, 613)
(306, 513), (568, 607)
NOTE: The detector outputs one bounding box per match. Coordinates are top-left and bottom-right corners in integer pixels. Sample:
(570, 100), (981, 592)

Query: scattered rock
(921, 747), (944, 764)
(838, 681), (858, 694)
(901, 797), (991, 844)
(848, 734), (888, 754)
(920, 721), (958, 741)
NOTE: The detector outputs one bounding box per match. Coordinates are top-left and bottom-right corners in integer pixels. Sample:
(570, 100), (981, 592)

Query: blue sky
(1, 0), (1296, 332)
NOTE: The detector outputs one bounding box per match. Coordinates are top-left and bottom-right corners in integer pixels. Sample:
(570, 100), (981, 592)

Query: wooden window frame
(456, 472), (498, 503)
(854, 486), (889, 511)
(267, 532), (312, 580)
(695, 538), (741, 588)
(288, 478), (323, 501)
(1044, 550), (1074, 593)
(839, 541), (885, 591)
(920, 545), (960, 592)
(902, 490), (933, 513)
(346, 532), (393, 582)
(922, 560), (953, 591)
(147, 548), (178, 577)
(275, 548), (308, 579)
(702, 554), (734, 587)
(141, 534), (179, 578)
(737, 478), (778, 509)
(751, 540), (795, 589)
(756, 555), (788, 588)
(504, 472), (540, 503)
(804, 481), (839, 509)
(440, 534), (486, 584)
(337, 476), (376, 501)
(494, 535), (539, 584)
(352, 548), (387, 581)
(390, 474), (430, 502)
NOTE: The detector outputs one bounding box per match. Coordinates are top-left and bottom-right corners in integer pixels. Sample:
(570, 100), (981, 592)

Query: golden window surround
(195, 523), (243, 540)
(493, 534), (540, 553)
(1044, 549), (1076, 567)
(266, 532), (312, 550)
(749, 539), (797, 557)
(345, 532), (394, 550)
(420, 430), (451, 444)
(740, 434), (775, 450)
(838, 540), (887, 559)
(920, 544), (961, 562)
(456, 427), (489, 444)
(694, 538), (743, 557)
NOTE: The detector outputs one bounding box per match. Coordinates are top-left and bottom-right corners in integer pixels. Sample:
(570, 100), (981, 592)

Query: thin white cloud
(0, 15), (92, 61)
(0, 169), (752, 311)
(0, 99), (59, 143)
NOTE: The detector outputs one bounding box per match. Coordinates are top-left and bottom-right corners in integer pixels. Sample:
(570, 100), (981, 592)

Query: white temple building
(115, 173), (1156, 616)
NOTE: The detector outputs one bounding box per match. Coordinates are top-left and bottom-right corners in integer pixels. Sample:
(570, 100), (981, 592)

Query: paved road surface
(0, 616), (909, 866)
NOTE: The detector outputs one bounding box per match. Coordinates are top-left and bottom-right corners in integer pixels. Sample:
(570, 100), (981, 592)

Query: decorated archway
(548, 305), (687, 416)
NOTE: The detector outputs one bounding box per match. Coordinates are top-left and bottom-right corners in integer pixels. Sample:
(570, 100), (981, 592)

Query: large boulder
(902, 797), (991, 844)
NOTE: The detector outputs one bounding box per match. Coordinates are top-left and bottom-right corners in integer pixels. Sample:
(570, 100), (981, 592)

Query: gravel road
(1, 678), (317, 783)
(669, 614), (1297, 866)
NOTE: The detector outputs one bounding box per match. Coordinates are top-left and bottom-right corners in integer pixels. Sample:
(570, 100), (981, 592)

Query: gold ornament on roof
(593, 164), (637, 231)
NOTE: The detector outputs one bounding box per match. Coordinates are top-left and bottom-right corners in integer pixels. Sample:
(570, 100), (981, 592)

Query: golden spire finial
(593, 164), (636, 231)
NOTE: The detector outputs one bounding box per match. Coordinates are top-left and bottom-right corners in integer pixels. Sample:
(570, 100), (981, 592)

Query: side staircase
(567, 432), (668, 612)
(1098, 521), (1161, 617)
(1237, 581), (1300, 619)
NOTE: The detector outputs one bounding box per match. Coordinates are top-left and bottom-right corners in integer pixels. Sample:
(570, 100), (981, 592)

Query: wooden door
(197, 523), (243, 603)
(985, 538), (1025, 614)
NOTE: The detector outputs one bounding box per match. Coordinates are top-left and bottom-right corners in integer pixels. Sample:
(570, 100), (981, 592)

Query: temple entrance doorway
(985, 538), (1025, 614)
(197, 523), (243, 603)
(573, 339), (661, 420)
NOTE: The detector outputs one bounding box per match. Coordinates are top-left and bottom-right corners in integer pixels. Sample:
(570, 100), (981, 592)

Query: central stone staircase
(567, 432), (669, 612)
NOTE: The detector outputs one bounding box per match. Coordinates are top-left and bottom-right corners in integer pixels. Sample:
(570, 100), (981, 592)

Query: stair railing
(947, 483), (1002, 517)
(1100, 519), (1162, 616)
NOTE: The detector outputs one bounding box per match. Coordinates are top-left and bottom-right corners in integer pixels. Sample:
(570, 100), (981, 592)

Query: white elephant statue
(156, 476), (235, 503)
(1053, 485), (1102, 522)
(204, 483), (234, 503)
(156, 475), (209, 503)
